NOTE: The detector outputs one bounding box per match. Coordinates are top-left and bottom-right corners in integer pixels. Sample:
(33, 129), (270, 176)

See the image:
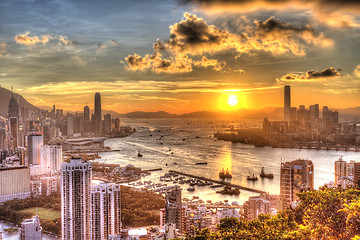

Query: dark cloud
(279, 67), (341, 82)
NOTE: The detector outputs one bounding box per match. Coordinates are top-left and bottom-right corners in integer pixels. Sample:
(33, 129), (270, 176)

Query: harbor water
(99, 118), (360, 204)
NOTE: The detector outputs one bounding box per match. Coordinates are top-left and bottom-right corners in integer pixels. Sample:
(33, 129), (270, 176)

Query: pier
(169, 170), (266, 194)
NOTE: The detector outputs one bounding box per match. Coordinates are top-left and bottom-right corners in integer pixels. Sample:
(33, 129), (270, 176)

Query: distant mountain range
(0, 87), (39, 117)
(0, 86), (359, 120)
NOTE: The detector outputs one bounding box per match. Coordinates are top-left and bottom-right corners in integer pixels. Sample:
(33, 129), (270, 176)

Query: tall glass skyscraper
(284, 85), (291, 122)
(94, 93), (102, 135)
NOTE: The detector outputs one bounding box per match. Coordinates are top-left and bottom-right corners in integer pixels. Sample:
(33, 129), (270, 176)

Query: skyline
(0, 0), (359, 114)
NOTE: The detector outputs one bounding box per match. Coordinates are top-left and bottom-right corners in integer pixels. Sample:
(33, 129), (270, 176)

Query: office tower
(51, 105), (56, 118)
(309, 104), (320, 122)
(20, 215), (42, 240)
(280, 159), (314, 209)
(94, 92), (102, 135)
(40, 144), (62, 174)
(90, 183), (121, 240)
(67, 117), (74, 137)
(74, 115), (84, 134)
(334, 156), (347, 185)
(9, 117), (19, 150)
(284, 85), (290, 122)
(61, 158), (92, 240)
(104, 114), (111, 134)
(0, 166), (31, 202)
(84, 105), (90, 121)
(165, 187), (182, 231)
(8, 95), (20, 118)
(114, 118), (120, 132)
(354, 162), (360, 187)
(28, 133), (43, 165)
(244, 195), (270, 220)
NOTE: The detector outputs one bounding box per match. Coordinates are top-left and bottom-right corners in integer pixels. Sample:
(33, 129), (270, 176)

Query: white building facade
(61, 158), (92, 240)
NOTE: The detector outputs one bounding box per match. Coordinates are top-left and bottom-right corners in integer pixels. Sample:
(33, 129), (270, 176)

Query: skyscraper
(61, 158), (92, 240)
(94, 93), (102, 135)
(28, 133), (43, 165)
(165, 187), (182, 231)
(8, 95), (20, 149)
(90, 183), (121, 240)
(284, 85), (291, 122)
(280, 159), (314, 209)
(84, 105), (90, 121)
(334, 156), (347, 185)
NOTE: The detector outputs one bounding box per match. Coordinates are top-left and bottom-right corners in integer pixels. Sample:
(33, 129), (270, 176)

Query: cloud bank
(179, 0), (360, 28)
(125, 13), (332, 73)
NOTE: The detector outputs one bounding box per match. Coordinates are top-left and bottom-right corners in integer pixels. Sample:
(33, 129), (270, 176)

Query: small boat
(247, 172), (258, 181)
(187, 187), (195, 191)
(137, 151), (142, 157)
(215, 186), (240, 195)
(195, 162), (207, 165)
(219, 168), (232, 179)
(260, 167), (274, 179)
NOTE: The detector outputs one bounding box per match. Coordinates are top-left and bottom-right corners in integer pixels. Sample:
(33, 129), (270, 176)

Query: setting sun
(228, 96), (238, 106)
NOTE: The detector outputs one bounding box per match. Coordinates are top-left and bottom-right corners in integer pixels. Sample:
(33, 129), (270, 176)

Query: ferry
(260, 167), (274, 179)
(187, 187), (195, 191)
(247, 172), (258, 181)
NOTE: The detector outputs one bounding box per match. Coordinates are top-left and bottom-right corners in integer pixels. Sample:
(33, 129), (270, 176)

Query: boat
(247, 172), (258, 181)
(187, 187), (195, 191)
(137, 151), (142, 157)
(260, 167), (274, 179)
(215, 186), (240, 195)
(219, 168), (232, 179)
(195, 162), (208, 165)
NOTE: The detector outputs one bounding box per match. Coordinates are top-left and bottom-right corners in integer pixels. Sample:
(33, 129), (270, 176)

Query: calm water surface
(100, 118), (360, 204)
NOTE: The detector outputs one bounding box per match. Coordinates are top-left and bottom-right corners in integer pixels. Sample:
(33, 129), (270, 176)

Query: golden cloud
(180, 0), (360, 28)
(14, 32), (51, 45)
(125, 13), (332, 73)
(14, 32), (73, 46)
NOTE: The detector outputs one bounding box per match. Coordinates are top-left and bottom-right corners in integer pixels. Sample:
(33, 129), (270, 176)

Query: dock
(169, 170), (266, 194)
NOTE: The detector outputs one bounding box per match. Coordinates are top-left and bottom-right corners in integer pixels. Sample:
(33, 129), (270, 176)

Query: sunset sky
(0, 0), (359, 114)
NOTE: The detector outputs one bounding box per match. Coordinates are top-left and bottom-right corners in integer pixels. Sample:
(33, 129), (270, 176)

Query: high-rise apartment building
(94, 93), (102, 136)
(354, 162), (360, 187)
(284, 85), (291, 122)
(165, 187), (182, 231)
(90, 183), (121, 240)
(280, 159), (314, 209)
(20, 215), (42, 240)
(104, 114), (111, 134)
(40, 144), (62, 174)
(334, 156), (347, 185)
(28, 133), (43, 165)
(61, 158), (92, 240)
(244, 195), (270, 220)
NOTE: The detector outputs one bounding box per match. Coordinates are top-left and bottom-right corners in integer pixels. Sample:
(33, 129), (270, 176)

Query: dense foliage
(185, 187), (360, 240)
(1, 192), (62, 235)
(121, 185), (165, 227)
